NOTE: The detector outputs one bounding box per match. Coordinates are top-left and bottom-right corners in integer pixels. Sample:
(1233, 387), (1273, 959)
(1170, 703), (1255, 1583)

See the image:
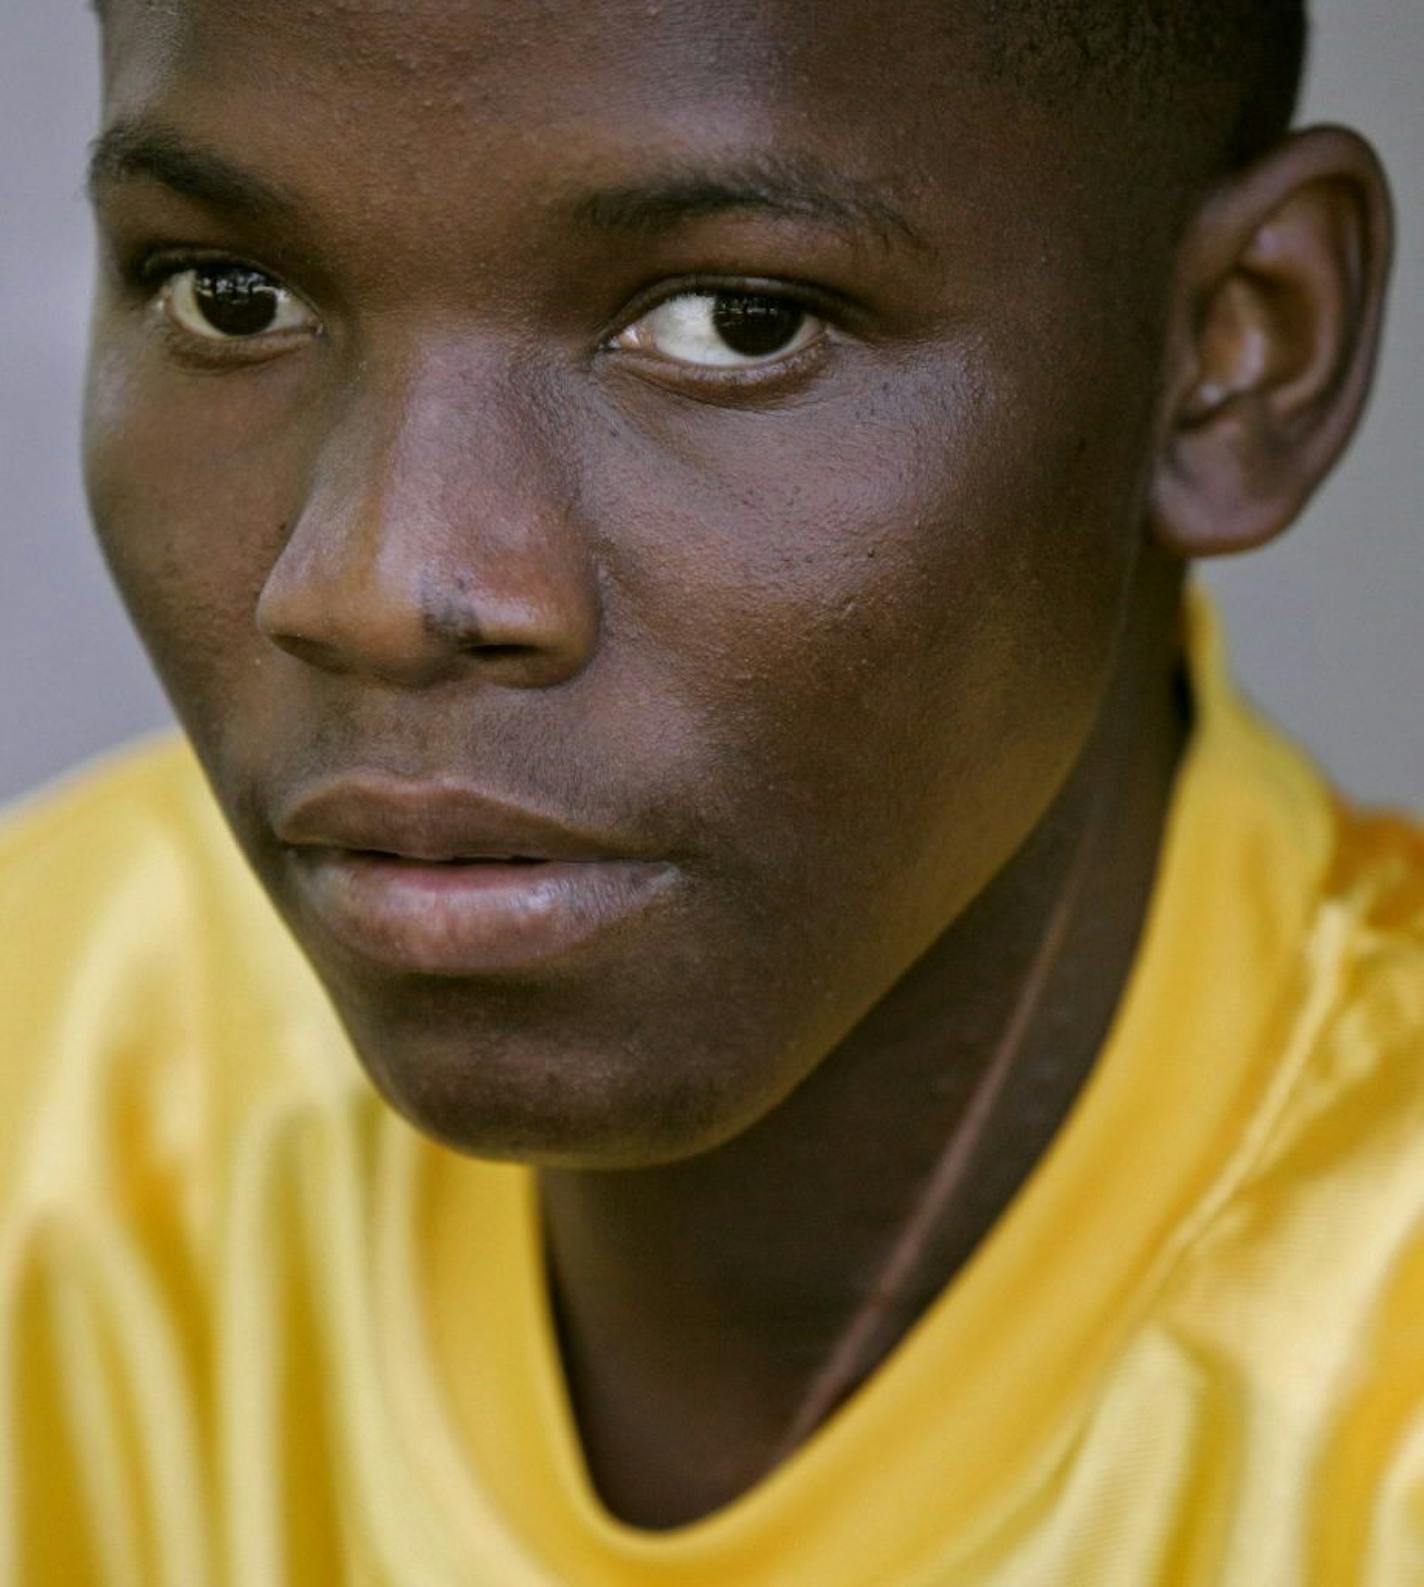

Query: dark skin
(86, 0), (1390, 1529)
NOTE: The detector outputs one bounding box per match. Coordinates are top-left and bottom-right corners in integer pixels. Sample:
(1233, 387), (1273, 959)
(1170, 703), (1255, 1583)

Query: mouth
(274, 780), (676, 976)
(350, 850), (550, 865)
(291, 849), (675, 977)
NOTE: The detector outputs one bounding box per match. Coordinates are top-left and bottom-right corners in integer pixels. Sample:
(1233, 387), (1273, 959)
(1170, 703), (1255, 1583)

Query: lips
(273, 778), (676, 975)
(275, 778), (648, 864)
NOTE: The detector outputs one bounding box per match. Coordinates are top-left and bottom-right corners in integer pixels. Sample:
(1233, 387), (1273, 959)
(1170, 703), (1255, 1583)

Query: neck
(539, 563), (1191, 1529)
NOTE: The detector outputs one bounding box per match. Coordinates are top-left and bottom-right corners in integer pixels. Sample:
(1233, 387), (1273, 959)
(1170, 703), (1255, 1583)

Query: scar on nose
(419, 572), (494, 649)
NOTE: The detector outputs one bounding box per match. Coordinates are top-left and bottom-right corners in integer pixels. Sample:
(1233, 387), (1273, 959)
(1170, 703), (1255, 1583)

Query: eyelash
(125, 248), (312, 365)
(599, 274), (846, 391)
(127, 250), (849, 388)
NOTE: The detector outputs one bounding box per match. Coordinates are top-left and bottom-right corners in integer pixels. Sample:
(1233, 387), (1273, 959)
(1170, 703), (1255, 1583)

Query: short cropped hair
(981, 1), (1309, 176)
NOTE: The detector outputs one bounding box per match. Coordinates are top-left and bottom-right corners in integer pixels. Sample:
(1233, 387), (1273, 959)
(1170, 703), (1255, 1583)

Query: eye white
(160, 267), (317, 342)
(618, 291), (821, 368)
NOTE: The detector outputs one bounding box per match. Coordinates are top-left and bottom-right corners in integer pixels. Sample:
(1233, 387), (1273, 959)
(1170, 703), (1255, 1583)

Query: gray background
(2, 1), (1419, 810)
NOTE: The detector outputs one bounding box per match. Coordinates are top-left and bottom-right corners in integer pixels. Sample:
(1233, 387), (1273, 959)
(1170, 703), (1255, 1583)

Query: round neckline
(411, 589), (1337, 1585)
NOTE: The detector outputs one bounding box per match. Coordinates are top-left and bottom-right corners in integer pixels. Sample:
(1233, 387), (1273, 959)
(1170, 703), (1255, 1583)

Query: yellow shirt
(2, 597), (1423, 1587)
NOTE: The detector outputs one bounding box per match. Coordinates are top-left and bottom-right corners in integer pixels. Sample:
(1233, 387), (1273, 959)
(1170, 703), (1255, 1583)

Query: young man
(1, 0), (1415, 1580)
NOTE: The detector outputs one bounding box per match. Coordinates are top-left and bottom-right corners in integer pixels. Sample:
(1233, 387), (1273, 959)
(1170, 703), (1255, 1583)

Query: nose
(256, 346), (600, 691)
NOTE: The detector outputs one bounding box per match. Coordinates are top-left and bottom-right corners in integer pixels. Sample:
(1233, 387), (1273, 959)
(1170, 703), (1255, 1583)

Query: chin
(331, 996), (793, 1170)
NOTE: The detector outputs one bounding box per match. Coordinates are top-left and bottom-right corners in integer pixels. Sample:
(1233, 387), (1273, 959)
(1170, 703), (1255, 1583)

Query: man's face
(85, 0), (1176, 1165)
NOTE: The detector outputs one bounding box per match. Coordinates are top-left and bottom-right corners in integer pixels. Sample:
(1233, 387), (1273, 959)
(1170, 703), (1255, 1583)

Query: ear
(1149, 126), (1393, 558)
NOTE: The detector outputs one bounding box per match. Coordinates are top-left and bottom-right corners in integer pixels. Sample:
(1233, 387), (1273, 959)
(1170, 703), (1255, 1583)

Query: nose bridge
(256, 335), (599, 689)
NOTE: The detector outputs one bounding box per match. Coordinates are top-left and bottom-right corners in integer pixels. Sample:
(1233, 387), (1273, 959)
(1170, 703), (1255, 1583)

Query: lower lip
(289, 850), (677, 976)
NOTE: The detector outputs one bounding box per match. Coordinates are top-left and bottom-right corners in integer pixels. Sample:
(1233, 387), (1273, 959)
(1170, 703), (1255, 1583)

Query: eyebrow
(87, 120), (930, 257)
(87, 121), (300, 216)
(573, 157), (929, 255)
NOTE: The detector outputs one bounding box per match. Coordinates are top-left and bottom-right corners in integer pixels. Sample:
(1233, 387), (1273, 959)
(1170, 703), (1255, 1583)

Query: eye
(158, 263), (317, 343)
(615, 290), (823, 369)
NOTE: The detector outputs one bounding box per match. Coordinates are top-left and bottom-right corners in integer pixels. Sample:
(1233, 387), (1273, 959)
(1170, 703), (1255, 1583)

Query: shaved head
(979, 1), (1308, 175)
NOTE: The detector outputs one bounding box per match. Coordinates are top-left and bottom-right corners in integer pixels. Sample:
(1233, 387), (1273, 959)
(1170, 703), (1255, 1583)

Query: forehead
(98, 0), (1044, 216)
(105, 0), (989, 101)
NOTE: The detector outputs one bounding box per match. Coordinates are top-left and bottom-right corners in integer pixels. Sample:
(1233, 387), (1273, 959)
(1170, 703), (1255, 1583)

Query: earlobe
(1149, 127), (1393, 559)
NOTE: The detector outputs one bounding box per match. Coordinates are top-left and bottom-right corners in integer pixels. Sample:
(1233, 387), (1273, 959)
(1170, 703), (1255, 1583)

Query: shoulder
(0, 733), (218, 905)
(0, 732), (267, 1010)
(1309, 794), (1424, 1114)
(1252, 791), (1424, 1181)
(1303, 795), (1424, 1079)
(1329, 797), (1424, 949)
(1162, 783), (1424, 1365)
(0, 736), (355, 1212)
(0, 743), (374, 1578)
(0, 735), (218, 1022)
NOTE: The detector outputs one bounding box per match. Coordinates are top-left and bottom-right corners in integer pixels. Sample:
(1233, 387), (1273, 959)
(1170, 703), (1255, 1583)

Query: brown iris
(190, 266), (283, 337)
(710, 294), (807, 358)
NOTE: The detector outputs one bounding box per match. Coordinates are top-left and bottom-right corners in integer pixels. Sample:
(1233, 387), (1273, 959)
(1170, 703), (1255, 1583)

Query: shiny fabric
(2, 594), (1423, 1586)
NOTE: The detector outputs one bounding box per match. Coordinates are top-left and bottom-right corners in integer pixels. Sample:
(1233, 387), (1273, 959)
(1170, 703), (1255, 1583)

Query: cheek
(81, 323), (312, 747)
(583, 345), (1146, 943)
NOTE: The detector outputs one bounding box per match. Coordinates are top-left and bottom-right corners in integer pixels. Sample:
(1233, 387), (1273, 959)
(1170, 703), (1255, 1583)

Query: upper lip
(274, 778), (644, 863)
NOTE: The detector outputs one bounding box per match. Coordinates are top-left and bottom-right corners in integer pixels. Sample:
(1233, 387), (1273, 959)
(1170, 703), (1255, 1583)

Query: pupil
(711, 294), (805, 358)
(193, 267), (280, 337)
